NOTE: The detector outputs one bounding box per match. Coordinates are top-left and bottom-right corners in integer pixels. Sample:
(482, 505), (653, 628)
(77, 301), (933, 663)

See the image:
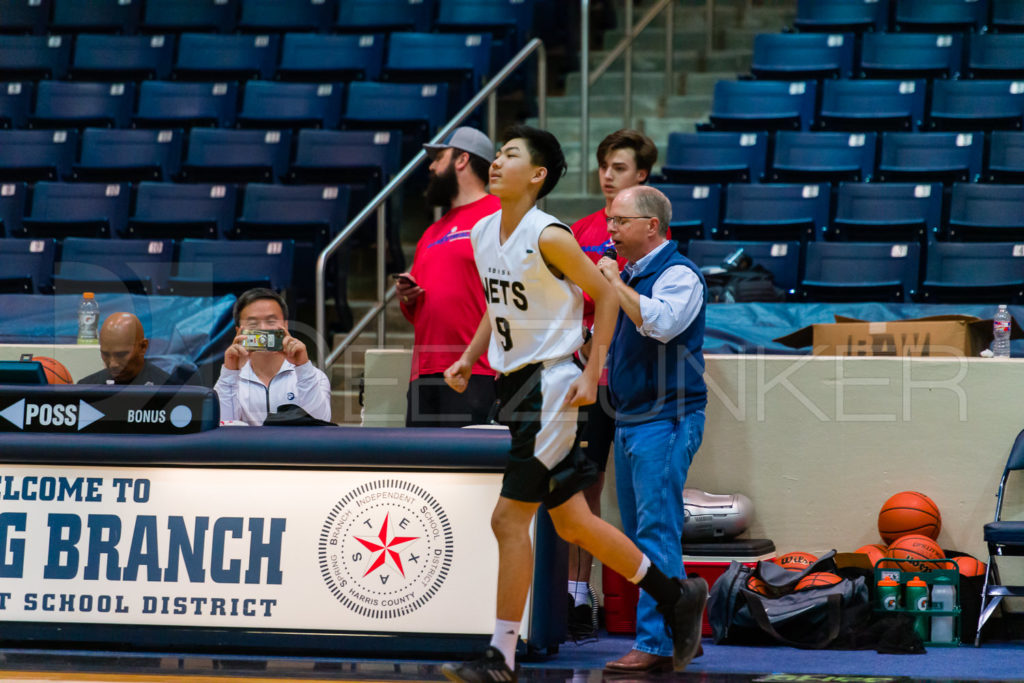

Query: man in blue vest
(597, 185), (708, 673)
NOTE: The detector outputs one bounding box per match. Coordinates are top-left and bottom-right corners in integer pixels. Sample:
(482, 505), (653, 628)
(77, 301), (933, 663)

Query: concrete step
(705, 48), (753, 74)
(548, 93), (661, 118)
(589, 47), (703, 73)
(543, 193), (603, 224)
(642, 118), (704, 158)
(663, 94), (713, 118)
(565, 70), (684, 98)
(532, 115), (647, 147)
(331, 388), (361, 426)
(684, 70), (739, 97)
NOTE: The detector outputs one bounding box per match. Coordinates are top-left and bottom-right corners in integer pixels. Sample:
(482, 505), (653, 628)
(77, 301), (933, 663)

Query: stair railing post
(624, 0), (633, 130)
(580, 0), (590, 194)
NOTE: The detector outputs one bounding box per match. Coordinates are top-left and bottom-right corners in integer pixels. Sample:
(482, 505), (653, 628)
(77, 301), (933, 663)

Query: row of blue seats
(686, 239), (1024, 304)
(655, 181), (1024, 244)
(794, 0), (1023, 35)
(663, 130), (1024, 185)
(0, 0), (533, 37)
(0, 236), (294, 296)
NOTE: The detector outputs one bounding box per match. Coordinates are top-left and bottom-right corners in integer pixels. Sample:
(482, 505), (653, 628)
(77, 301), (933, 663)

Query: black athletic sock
(638, 563), (681, 607)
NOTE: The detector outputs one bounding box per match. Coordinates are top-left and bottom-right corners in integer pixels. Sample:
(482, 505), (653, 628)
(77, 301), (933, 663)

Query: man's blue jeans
(613, 410), (705, 657)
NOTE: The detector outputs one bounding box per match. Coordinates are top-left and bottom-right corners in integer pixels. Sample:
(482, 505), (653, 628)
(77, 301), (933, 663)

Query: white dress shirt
(623, 240), (705, 344)
(214, 359), (332, 426)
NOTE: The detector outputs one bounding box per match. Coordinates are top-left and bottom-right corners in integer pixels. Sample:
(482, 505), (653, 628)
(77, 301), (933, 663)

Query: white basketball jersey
(471, 206), (584, 374)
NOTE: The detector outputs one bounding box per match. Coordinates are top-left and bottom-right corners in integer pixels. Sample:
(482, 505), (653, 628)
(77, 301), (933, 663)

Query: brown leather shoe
(604, 649), (673, 673)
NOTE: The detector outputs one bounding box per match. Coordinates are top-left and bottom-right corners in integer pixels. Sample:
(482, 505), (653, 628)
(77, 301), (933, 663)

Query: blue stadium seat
(55, 237), (174, 295)
(277, 33), (385, 82)
(70, 34), (174, 80)
(991, 0), (1024, 32)
(818, 79), (925, 131)
(794, 0), (889, 33)
(721, 183), (830, 242)
(0, 129), (77, 182)
(336, 0), (437, 33)
(72, 128), (184, 183)
(179, 128), (292, 183)
(0, 81), (32, 129)
(859, 32), (963, 79)
(289, 129), (402, 188)
(920, 242), (1024, 303)
(770, 131), (877, 183)
(750, 32), (855, 80)
(893, 0), (988, 32)
(987, 130), (1024, 181)
(235, 183), (350, 246)
(801, 241), (921, 302)
(129, 182), (237, 240)
(0, 181), (27, 236)
(967, 34), (1024, 78)
(649, 183), (721, 243)
(384, 32), (492, 110)
(707, 80), (817, 132)
(344, 81), (449, 154)
(30, 81), (136, 129)
(51, 0), (141, 33)
(928, 80), (1024, 131)
(134, 81), (238, 129)
(0, 238), (55, 294)
(686, 239), (801, 295)
(170, 238), (294, 296)
(238, 0), (338, 32)
(174, 33), (279, 81)
(237, 81), (343, 130)
(435, 0), (536, 66)
(947, 183), (1024, 241)
(141, 0), (238, 33)
(832, 181), (943, 242)
(877, 131), (984, 183)
(662, 131), (767, 184)
(0, 35), (71, 79)
(0, 0), (50, 35)
(20, 181), (131, 239)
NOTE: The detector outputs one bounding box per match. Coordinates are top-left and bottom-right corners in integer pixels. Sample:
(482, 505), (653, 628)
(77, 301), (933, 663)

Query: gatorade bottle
(906, 576), (930, 641)
(930, 576), (956, 643)
(877, 576), (900, 611)
(77, 292), (99, 345)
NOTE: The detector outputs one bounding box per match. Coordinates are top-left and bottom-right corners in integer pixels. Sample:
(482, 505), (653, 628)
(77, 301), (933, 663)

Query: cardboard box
(774, 314), (1023, 358)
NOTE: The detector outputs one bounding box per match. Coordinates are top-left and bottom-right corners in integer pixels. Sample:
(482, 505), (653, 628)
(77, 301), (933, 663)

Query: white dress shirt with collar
(214, 359), (332, 426)
(623, 239), (705, 344)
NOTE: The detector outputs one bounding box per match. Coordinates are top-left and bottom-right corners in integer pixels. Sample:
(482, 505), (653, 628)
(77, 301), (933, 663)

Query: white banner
(0, 465), (505, 634)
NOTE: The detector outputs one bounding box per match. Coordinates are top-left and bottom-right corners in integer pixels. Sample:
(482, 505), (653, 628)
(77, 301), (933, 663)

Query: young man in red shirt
(395, 127), (500, 427)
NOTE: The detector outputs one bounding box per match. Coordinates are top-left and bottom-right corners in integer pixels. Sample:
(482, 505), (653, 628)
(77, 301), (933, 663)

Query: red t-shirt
(402, 194), (500, 380)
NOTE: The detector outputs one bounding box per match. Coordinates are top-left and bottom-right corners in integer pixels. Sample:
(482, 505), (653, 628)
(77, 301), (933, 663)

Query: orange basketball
(878, 491), (941, 543)
(952, 555), (987, 578)
(886, 534), (945, 572)
(794, 571), (843, 591)
(746, 576), (771, 595)
(856, 543), (887, 567)
(33, 356), (72, 385)
(774, 551), (817, 571)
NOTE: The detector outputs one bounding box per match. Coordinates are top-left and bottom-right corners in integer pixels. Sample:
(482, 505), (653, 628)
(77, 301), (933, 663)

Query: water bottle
(905, 576), (930, 641)
(993, 304), (1011, 358)
(76, 292), (99, 345)
(930, 576), (956, 644)
(877, 576), (900, 611)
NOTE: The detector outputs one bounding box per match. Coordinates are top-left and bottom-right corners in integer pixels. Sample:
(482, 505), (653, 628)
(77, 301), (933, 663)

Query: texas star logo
(318, 479), (454, 619)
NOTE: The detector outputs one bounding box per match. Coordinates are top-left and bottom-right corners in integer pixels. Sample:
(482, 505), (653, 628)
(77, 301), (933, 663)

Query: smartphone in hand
(390, 272), (417, 287)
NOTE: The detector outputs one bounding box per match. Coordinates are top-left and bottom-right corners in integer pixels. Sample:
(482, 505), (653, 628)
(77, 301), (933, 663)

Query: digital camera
(240, 329), (286, 352)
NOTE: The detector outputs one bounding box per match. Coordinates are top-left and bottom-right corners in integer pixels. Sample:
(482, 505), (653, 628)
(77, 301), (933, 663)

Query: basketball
(774, 551), (817, 571)
(856, 543), (887, 567)
(878, 491), (941, 543)
(746, 575), (771, 595)
(33, 356), (73, 385)
(953, 555), (987, 577)
(886, 534), (945, 572)
(794, 571), (843, 591)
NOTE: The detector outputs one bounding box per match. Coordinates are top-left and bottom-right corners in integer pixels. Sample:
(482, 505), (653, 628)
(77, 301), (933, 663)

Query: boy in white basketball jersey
(442, 126), (708, 682)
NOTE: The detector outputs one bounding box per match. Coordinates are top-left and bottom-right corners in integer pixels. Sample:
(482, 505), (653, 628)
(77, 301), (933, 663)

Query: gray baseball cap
(423, 127), (495, 164)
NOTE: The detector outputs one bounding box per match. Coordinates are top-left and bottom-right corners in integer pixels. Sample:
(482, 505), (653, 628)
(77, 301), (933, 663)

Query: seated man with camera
(214, 288), (332, 425)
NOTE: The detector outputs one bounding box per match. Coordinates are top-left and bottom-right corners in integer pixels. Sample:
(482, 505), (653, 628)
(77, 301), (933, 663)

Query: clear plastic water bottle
(77, 292), (99, 345)
(993, 304), (1011, 358)
(930, 576), (956, 644)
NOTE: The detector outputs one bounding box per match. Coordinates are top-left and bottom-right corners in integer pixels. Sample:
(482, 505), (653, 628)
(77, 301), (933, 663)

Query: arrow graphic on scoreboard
(0, 398), (105, 431)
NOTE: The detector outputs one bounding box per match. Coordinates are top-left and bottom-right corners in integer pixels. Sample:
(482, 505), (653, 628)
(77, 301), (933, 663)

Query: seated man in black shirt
(78, 312), (172, 386)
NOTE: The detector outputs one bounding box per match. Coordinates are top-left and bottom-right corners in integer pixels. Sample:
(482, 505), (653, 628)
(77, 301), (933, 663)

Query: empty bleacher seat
(987, 130), (1024, 181)
(384, 32), (492, 110)
(20, 181), (131, 239)
(173, 33), (279, 81)
(817, 79), (925, 131)
(70, 34), (175, 81)
(141, 0), (238, 33)
(0, 181), (27, 236)
(289, 129), (402, 187)
(967, 33), (1024, 78)
(344, 81), (449, 151)
(859, 32), (963, 79)
(721, 183), (830, 242)
(72, 128), (184, 183)
(832, 181), (943, 242)
(0, 0), (52, 35)
(707, 80), (817, 132)
(662, 131), (767, 184)
(179, 128), (292, 183)
(751, 32), (855, 80)
(336, 0), (437, 33)
(686, 239), (801, 295)
(877, 131), (984, 183)
(435, 0), (535, 65)
(277, 32), (385, 82)
(928, 80), (1024, 131)
(237, 81), (343, 130)
(991, 0), (1024, 32)
(0, 82), (32, 129)
(893, 0), (987, 33)
(170, 238), (294, 296)
(55, 237), (174, 295)
(0, 129), (78, 182)
(129, 182), (237, 239)
(0, 238), (55, 294)
(51, 0), (141, 34)
(650, 183), (721, 244)
(238, 0), (338, 32)
(234, 183), (350, 246)
(134, 81), (238, 128)
(801, 241), (921, 302)
(947, 183), (1024, 241)
(771, 131), (877, 183)
(919, 242), (1024, 303)
(29, 81), (136, 129)
(0, 35), (71, 79)
(793, 0), (889, 33)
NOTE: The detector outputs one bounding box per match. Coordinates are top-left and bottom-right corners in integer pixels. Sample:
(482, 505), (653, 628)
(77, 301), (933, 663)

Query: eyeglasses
(606, 215), (652, 228)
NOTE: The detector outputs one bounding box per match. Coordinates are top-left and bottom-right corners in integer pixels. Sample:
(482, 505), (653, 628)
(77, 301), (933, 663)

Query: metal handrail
(315, 38), (548, 369)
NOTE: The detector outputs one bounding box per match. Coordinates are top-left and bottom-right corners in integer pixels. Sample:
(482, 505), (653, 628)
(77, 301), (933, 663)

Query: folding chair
(662, 131), (767, 184)
(173, 33), (279, 81)
(0, 181), (27, 236)
(0, 238), (55, 293)
(55, 237), (174, 295)
(336, 0), (437, 33)
(435, 0), (535, 66)
(0, 129), (78, 182)
(968, 33), (1024, 78)
(0, 0), (52, 35)
(179, 127), (292, 183)
(0, 35), (71, 79)
(990, 0), (1024, 32)
(893, 0), (988, 32)
(987, 131), (1024, 182)
(277, 32), (385, 82)
(707, 80), (817, 132)
(0, 81), (33, 129)
(238, 0), (338, 32)
(947, 183), (1024, 242)
(919, 242), (1024, 303)
(383, 32), (491, 110)
(801, 241), (921, 302)
(51, 0), (141, 33)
